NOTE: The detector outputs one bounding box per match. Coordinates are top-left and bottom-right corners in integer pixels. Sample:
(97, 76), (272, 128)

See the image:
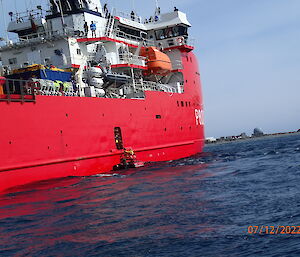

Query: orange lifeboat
(140, 47), (172, 76)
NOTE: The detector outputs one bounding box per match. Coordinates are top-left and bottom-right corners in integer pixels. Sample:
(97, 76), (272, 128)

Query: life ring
(177, 37), (184, 45)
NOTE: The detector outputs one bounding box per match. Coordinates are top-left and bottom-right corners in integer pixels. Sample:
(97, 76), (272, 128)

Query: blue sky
(1, 0), (299, 137)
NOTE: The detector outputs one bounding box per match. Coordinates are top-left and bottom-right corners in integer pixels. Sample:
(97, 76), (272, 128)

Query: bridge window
(155, 26), (188, 40)
(118, 25), (144, 38)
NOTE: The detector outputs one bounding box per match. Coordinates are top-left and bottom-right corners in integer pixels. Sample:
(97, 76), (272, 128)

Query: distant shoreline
(206, 131), (300, 145)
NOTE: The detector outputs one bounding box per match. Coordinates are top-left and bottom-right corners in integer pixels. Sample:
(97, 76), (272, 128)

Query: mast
(57, 0), (66, 34)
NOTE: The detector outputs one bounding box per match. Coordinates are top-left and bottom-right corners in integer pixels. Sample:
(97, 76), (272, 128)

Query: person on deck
(131, 11), (135, 21)
(84, 21), (89, 37)
(103, 3), (108, 17)
(90, 21), (96, 37)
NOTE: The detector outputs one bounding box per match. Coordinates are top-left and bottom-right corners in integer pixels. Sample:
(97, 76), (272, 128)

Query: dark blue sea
(1, 134), (300, 257)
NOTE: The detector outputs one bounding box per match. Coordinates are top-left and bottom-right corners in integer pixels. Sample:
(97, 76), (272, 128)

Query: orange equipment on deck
(140, 47), (172, 76)
(0, 77), (6, 95)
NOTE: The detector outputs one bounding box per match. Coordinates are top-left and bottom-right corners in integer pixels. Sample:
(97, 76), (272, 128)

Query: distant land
(206, 128), (300, 144)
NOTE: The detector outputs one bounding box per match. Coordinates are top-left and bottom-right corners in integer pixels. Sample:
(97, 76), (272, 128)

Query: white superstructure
(0, 0), (194, 98)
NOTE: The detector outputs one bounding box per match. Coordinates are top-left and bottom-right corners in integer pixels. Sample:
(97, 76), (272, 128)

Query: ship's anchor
(113, 148), (144, 170)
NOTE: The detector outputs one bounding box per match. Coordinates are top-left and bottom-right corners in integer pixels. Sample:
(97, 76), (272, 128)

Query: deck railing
(0, 78), (36, 103)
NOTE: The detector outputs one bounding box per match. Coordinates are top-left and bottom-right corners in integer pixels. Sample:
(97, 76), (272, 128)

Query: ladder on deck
(105, 8), (116, 37)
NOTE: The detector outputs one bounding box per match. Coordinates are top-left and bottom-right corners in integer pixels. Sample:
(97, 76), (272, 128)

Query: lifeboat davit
(140, 47), (172, 76)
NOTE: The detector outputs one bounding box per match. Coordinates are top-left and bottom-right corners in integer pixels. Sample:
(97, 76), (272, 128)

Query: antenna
(154, 0), (160, 17)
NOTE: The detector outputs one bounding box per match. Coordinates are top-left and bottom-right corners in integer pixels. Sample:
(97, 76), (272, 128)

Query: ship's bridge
(113, 10), (194, 50)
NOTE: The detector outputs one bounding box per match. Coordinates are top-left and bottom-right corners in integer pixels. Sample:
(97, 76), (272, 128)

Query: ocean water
(1, 134), (300, 257)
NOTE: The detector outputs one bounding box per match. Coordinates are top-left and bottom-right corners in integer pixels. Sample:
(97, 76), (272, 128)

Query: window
(141, 31), (147, 39)
(181, 101), (184, 107)
(118, 25), (142, 38)
(156, 115), (162, 119)
(9, 58), (17, 65)
(44, 58), (51, 65)
(155, 26), (188, 40)
(54, 49), (62, 56)
(77, 49), (81, 55)
(155, 29), (165, 40)
(178, 26), (188, 36)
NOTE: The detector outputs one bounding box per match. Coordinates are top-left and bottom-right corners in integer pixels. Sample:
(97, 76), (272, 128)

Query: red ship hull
(0, 52), (204, 193)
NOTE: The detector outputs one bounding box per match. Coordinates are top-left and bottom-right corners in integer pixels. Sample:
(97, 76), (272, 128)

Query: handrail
(0, 76), (182, 102)
(133, 81), (179, 93)
(114, 9), (143, 23)
(0, 78), (36, 103)
(9, 9), (47, 23)
(115, 30), (155, 46)
(119, 53), (146, 62)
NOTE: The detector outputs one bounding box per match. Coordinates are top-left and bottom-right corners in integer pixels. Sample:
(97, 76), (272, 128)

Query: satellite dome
(253, 128), (264, 137)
